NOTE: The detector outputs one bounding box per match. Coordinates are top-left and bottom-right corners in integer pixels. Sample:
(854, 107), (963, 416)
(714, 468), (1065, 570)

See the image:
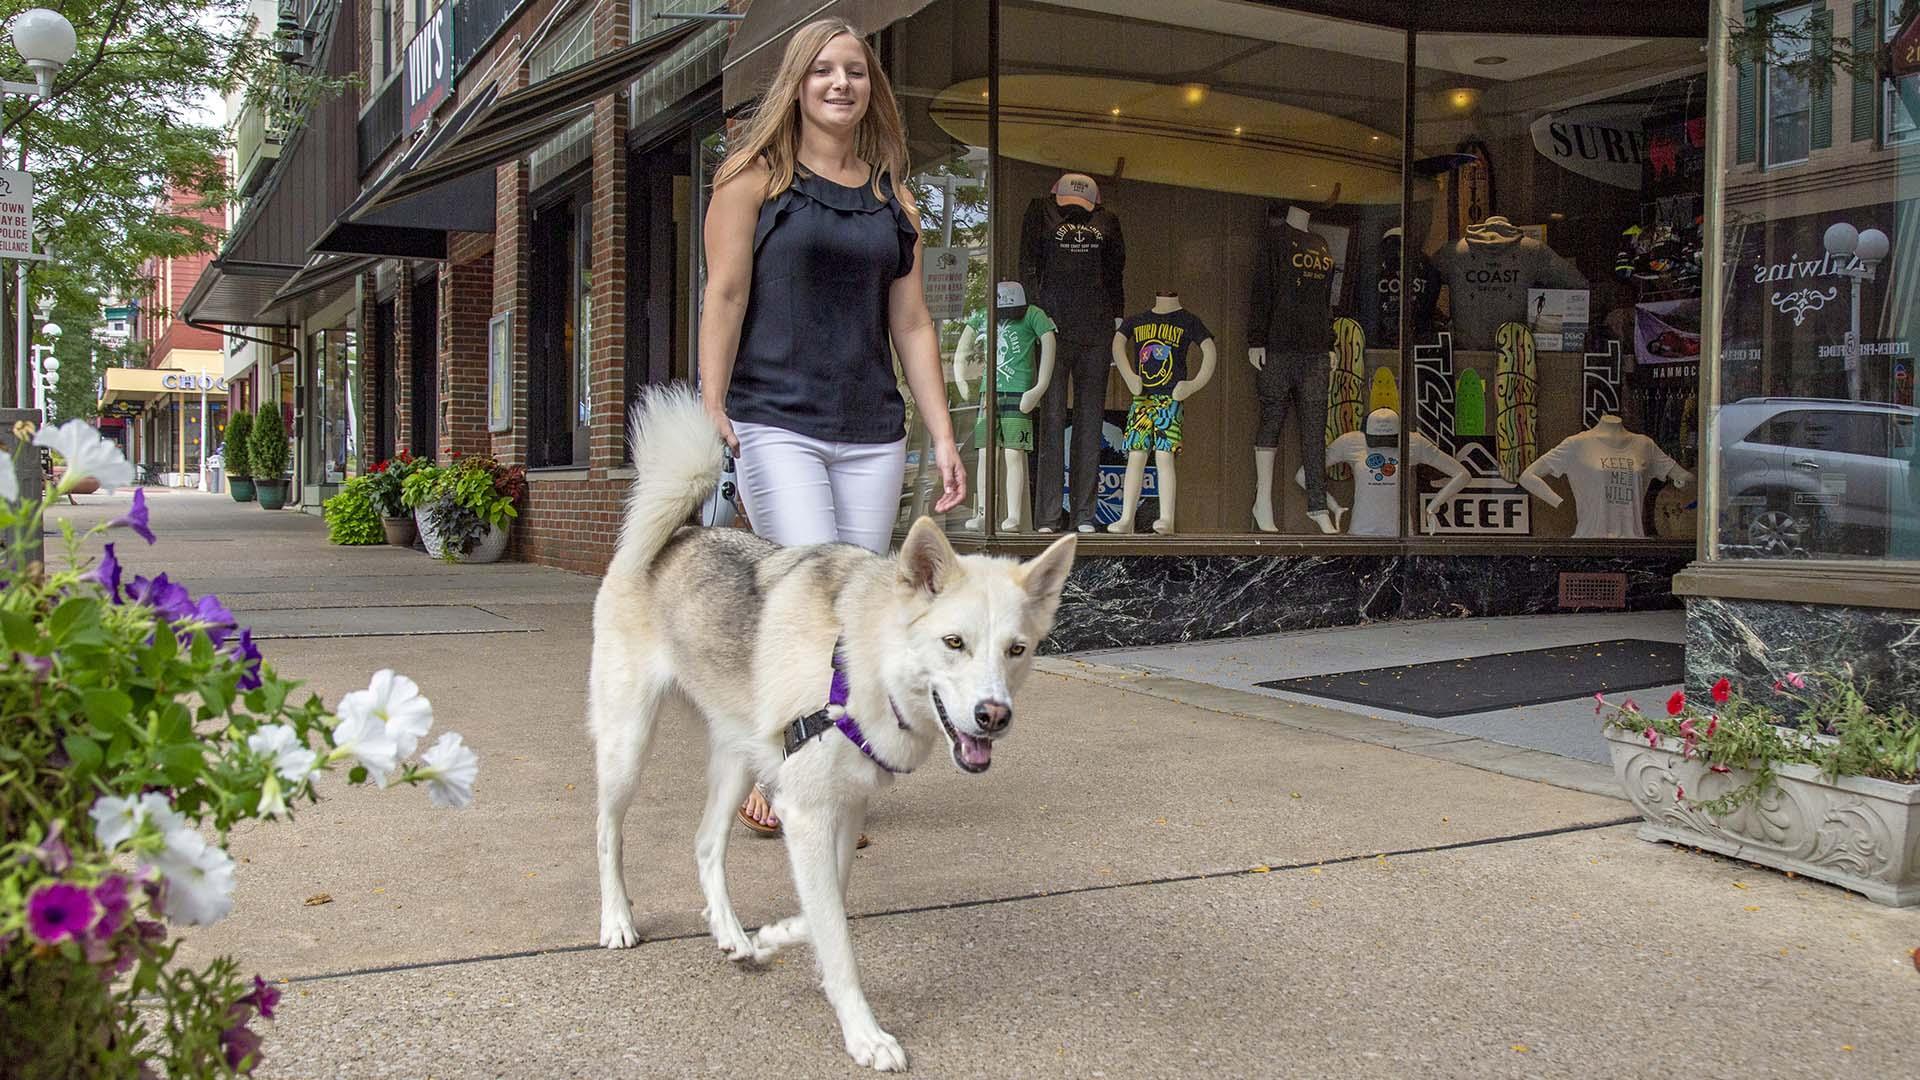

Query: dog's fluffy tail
(610, 382), (725, 582)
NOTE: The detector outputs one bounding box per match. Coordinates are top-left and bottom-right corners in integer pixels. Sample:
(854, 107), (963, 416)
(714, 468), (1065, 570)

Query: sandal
(737, 785), (781, 837)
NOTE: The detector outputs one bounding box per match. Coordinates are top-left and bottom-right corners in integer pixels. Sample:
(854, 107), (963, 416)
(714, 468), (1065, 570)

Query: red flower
(1675, 784), (1686, 801)
(1710, 677), (1730, 703)
(1667, 690), (1686, 716)
(1706, 716), (1718, 738)
(1710, 764), (1730, 774)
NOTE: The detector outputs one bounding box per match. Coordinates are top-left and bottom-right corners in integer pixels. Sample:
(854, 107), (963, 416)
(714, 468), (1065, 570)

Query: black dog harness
(783, 640), (913, 774)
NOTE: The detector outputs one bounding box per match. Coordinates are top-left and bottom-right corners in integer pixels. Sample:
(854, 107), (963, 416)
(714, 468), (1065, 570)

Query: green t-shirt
(965, 304), (1056, 396)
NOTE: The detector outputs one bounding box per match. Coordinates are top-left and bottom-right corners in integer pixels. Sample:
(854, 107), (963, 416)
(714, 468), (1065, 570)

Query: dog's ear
(898, 517), (961, 596)
(1017, 532), (1077, 619)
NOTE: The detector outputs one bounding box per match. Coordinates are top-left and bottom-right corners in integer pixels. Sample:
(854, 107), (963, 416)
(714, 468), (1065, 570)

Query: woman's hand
(707, 406), (740, 455)
(933, 437), (968, 513)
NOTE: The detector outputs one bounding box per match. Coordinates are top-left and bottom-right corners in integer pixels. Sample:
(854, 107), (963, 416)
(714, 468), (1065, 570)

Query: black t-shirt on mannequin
(1248, 214), (1334, 353)
(1020, 197), (1126, 345)
(1117, 308), (1212, 393)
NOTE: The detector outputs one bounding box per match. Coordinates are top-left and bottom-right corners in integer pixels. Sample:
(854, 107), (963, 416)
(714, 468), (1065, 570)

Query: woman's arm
(888, 191), (967, 513)
(697, 161), (769, 452)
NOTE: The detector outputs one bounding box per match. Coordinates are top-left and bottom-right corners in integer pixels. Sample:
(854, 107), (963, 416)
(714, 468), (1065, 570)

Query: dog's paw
(599, 910), (641, 949)
(845, 1027), (908, 1072)
(705, 908), (757, 961)
(749, 915), (808, 960)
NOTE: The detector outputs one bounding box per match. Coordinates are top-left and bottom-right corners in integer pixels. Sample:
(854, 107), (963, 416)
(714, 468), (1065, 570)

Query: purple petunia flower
(240, 975), (281, 1020)
(37, 823), (71, 873)
(92, 875), (132, 938)
(220, 1020), (262, 1072)
(107, 488), (155, 545)
(16, 653), (51, 679)
(135, 918), (167, 945)
(26, 882), (97, 945)
(91, 543), (123, 602)
(125, 573), (194, 624)
(189, 594), (238, 647)
(225, 628), (264, 691)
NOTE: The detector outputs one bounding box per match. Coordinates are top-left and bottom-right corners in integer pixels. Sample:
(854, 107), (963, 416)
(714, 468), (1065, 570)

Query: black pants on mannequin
(1031, 340), (1111, 531)
(1255, 350), (1329, 514)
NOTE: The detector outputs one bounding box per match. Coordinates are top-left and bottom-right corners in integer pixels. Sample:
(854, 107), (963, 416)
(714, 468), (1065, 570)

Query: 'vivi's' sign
(404, 4), (453, 129)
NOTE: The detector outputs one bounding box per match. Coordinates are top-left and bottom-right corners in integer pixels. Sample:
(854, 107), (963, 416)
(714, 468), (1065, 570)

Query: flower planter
(381, 515), (416, 548)
(254, 479), (289, 510)
(414, 502), (508, 564)
(229, 477), (256, 502)
(1605, 726), (1920, 906)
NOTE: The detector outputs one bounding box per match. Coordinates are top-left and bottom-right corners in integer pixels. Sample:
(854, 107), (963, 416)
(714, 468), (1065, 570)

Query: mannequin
(1293, 408), (1468, 535)
(1375, 225), (1441, 347)
(1519, 413), (1691, 539)
(1429, 215), (1586, 349)
(954, 281), (1058, 531)
(1249, 203), (1338, 534)
(1020, 172), (1127, 534)
(1108, 291), (1216, 534)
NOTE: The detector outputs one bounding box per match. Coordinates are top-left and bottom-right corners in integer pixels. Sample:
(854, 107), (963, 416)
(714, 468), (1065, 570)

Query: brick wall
(393, 262), (414, 455)
(356, 274), (380, 472)
(441, 241), (493, 461)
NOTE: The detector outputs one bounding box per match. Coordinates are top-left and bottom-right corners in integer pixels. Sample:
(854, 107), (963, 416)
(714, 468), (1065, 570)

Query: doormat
(1254, 639), (1684, 718)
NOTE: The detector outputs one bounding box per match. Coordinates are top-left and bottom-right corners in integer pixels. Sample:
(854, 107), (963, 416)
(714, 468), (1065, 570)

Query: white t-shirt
(1327, 431), (1462, 536)
(1530, 426), (1683, 539)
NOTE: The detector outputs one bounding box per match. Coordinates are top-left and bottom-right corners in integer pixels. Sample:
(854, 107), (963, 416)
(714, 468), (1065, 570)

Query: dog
(589, 383), (1077, 1071)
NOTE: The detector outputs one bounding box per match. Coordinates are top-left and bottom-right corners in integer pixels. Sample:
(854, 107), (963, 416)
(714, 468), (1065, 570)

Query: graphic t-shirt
(1019, 198), (1127, 344)
(1326, 430), (1462, 536)
(964, 304), (1056, 395)
(1529, 425), (1684, 539)
(1429, 227), (1586, 349)
(1249, 224), (1335, 352)
(1117, 308), (1212, 394)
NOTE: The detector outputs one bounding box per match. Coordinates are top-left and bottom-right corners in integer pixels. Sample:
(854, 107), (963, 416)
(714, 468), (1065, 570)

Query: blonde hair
(714, 19), (914, 216)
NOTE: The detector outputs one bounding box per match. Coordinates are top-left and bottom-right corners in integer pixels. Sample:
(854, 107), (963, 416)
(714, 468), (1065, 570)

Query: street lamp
(3, 9), (74, 410)
(29, 318), (59, 419)
(1822, 222), (1892, 402)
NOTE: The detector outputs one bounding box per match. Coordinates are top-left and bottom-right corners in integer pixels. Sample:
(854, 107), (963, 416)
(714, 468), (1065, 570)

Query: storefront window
(313, 329), (360, 484)
(1706, 0), (1920, 561)
(1763, 5), (1816, 168)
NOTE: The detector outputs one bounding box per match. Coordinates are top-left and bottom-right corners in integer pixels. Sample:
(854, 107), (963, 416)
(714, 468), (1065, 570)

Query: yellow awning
(101, 366), (231, 405)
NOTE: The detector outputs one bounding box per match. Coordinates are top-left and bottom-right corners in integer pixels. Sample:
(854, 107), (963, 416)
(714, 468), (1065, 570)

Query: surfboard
(1494, 321), (1539, 484)
(1369, 366), (1400, 413)
(1326, 317), (1366, 480)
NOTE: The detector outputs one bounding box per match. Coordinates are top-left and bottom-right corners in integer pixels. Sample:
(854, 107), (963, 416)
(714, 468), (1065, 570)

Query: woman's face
(796, 33), (870, 136)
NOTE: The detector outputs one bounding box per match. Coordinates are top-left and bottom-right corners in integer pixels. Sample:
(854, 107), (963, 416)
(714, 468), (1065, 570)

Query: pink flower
(1593, 692), (1606, 716)
(1711, 677), (1731, 704)
(1706, 716), (1718, 738)
(1786, 671), (1806, 689)
(1623, 699), (1641, 714)
(1772, 679), (1784, 694)
(1710, 764), (1731, 774)
(1644, 726), (1659, 748)
(1676, 784), (1686, 801)
(1679, 718), (1697, 738)
(1667, 690), (1687, 716)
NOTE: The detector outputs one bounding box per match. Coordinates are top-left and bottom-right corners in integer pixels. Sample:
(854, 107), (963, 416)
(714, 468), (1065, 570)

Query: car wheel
(1746, 508), (1806, 556)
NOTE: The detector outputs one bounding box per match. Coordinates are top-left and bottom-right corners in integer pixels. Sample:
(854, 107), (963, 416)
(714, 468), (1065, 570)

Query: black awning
(368, 16), (706, 214)
(721, 0), (938, 112)
(257, 253), (379, 325)
(311, 81), (504, 259)
(179, 259), (303, 328)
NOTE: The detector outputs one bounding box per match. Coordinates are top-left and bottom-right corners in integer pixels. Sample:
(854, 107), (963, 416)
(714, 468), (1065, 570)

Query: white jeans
(732, 420), (907, 554)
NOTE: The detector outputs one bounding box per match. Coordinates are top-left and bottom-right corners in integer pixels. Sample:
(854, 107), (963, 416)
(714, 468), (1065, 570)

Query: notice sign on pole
(0, 168), (33, 260)
(922, 246), (968, 322)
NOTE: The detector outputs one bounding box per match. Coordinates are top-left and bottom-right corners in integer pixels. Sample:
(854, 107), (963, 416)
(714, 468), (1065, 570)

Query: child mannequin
(954, 282), (1057, 530)
(1109, 291), (1217, 534)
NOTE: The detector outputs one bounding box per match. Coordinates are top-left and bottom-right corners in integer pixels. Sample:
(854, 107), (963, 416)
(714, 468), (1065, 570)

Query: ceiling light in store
(1445, 87), (1481, 113)
(1473, 56), (1508, 66)
(1110, 106), (1122, 116)
(1181, 82), (1209, 108)
(1232, 125), (1244, 136)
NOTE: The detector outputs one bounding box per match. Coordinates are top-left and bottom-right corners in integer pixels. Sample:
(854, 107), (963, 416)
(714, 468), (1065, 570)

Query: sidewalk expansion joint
(283, 815), (1638, 987)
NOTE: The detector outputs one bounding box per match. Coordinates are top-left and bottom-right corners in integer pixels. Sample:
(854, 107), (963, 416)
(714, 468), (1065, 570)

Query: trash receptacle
(206, 454), (224, 494)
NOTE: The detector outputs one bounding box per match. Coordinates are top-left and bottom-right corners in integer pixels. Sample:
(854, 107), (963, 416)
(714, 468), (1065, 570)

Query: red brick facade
(140, 188), (226, 366)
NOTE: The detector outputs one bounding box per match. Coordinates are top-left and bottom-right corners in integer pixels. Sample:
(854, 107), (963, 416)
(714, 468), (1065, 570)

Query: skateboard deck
(1369, 366), (1400, 413)
(1454, 369), (1487, 437)
(1326, 317), (1366, 480)
(1494, 321), (1539, 483)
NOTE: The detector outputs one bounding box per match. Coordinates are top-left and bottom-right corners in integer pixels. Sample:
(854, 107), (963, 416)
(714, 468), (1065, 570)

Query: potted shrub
(248, 405), (290, 511)
(223, 411), (255, 502)
(1599, 671), (1920, 906)
(366, 452), (429, 547)
(402, 453), (524, 564)
(322, 476), (384, 545)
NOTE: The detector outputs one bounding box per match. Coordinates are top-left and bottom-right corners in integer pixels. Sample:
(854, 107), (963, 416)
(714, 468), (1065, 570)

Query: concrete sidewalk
(51, 491), (1920, 1078)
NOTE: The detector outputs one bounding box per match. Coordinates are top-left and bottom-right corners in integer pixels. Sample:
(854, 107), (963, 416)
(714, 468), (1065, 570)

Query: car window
(1896, 416), (1915, 453)
(1750, 410), (1806, 447)
(1751, 409), (1898, 457)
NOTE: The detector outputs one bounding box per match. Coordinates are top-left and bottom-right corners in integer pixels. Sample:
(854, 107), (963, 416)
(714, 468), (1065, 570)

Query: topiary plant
(249, 404), (288, 480)
(323, 476), (384, 545)
(222, 411), (253, 479)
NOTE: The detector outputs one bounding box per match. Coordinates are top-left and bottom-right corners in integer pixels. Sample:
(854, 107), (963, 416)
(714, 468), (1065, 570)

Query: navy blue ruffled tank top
(726, 168), (919, 444)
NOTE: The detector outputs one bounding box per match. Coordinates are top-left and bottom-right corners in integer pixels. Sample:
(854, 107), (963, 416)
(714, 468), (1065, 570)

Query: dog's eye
(942, 635), (965, 651)
(1008, 643), (1028, 657)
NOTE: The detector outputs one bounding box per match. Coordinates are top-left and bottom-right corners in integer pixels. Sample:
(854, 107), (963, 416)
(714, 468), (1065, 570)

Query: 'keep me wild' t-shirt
(1117, 308), (1212, 394)
(1530, 426), (1683, 539)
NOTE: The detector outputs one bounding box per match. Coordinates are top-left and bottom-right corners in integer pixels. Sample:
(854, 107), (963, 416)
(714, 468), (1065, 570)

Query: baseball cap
(1364, 407), (1400, 446)
(1051, 173), (1099, 208)
(995, 281), (1027, 308)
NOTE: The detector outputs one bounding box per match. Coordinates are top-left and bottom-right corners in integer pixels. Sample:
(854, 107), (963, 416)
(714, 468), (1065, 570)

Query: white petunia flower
(330, 711), (400, 787)
(144, 828), (236, 927)
(90, 795), (145, 850)
(257, 775), (288, 819)
(33, 419), (134, 493)
(0, 448), (17, 503)
(417, 732), (480, 809)
(336, 669), (434, 759)
(247, 724), (318, 782)
(137, 792), (187, 839)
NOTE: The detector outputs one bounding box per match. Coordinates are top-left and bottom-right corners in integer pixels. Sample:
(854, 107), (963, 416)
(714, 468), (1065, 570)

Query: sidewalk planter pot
(382, 515), (417, 547)
(1604, 727), (1920, 907)
(414, 500), (508, 563)
(254, 478), (289, 510)
(229, 476), (256, 502)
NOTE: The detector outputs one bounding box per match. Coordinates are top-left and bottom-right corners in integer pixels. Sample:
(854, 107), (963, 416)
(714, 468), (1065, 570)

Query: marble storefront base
(1685, 595), (1920, 710)
(1044, 553), (1689, 652)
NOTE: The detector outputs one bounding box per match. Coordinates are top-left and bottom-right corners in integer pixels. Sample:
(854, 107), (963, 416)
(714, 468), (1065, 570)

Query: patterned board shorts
(972, 391), (1034, 452)
(1122, 394), (1183, 454)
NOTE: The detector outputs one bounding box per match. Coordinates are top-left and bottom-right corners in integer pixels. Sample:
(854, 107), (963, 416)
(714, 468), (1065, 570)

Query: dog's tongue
(956, 730), (993, 767)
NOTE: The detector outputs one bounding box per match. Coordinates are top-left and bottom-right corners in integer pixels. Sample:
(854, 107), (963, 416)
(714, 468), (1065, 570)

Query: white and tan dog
(590, 384), (1076, 1071)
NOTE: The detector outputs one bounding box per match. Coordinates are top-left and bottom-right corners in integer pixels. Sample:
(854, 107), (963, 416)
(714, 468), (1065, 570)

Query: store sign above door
(1528, 106), (1647, 190)
(162, 373), (229, 392)
(404, 3), (454, 130)
(1894, 9), (1920, 77)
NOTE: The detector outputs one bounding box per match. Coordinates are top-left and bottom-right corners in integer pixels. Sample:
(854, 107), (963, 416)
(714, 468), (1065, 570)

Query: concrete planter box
(414, 502), (508, 564)
(1605, 727), (1920, 906)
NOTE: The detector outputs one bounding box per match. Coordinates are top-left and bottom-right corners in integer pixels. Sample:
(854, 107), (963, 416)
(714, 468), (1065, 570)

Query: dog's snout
(974, 700), (1012, 734)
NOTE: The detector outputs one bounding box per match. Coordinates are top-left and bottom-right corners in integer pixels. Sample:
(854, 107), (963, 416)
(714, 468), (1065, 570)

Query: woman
(699, 19), (967, 836)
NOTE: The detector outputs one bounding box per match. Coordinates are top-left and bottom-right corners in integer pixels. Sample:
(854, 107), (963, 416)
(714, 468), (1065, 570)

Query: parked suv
(1717, 397), (1918, 557)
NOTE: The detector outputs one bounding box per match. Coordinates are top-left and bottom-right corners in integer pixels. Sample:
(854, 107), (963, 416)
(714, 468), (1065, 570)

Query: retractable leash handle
(701, 447), (746, 528)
